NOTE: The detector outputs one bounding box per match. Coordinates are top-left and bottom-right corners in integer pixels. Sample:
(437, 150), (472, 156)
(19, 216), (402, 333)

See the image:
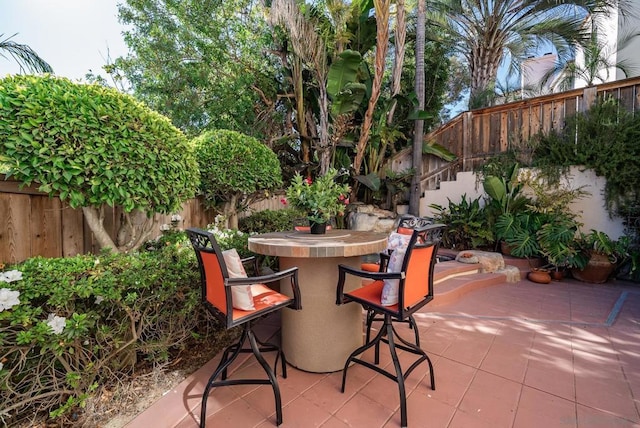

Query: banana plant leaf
(422, 142), (457, 162)
(354, 173), (381, 191)
(327, 50), (362, 98)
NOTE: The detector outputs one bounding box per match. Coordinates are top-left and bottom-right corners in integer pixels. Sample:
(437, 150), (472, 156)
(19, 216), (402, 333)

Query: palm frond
(0, 33), (53, 74)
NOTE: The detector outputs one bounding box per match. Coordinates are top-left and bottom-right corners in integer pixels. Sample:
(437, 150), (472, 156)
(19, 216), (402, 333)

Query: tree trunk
(117, 210), (156, 252)
(409, 0), (426, 216)
(317, 81), (332, 175)
(469, 45), (502, 107)
(387, 0), (406, 125)
(352, 0), (391, 192)
(82, 206), (119, 252)
(225, 194), (239, 229)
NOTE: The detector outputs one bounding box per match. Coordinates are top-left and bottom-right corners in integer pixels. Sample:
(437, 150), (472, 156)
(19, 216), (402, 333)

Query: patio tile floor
(126, 274), (640, 428)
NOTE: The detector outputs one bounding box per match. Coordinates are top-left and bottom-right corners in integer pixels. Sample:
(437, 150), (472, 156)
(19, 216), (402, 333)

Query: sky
(0, 1), (129, 81)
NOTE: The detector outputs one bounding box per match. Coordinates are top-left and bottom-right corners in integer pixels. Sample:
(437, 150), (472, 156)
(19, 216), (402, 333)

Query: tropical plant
(494, 211), (544, 258)
(0, 75), (199, 252)
(568, 229), (628, 269)
(284, 168), (350, 224)
(429, 194), (494, 249)
(435, 0), (618, 107)
(482, 162), (529, 216)
(537, 217), (581, 271)
(539, 20), (640, 91)
(0, 33), (53, 73)
(193, 129), (283, 229)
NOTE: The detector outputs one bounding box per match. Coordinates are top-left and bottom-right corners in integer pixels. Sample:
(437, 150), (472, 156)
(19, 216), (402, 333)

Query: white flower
(160, 223), (171, 231)
(0, 270), (23, 283)
(94, 258), (100, 266)
(171, 214), (182, 222)
(46, 314), (66, 335)
(0, 288), (20, 312)
(95, 295), (104, 305)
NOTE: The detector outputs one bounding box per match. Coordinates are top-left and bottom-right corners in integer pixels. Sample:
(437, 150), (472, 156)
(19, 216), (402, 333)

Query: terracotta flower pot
(571, 253), (616, 283)
(528, 269), (552, 284)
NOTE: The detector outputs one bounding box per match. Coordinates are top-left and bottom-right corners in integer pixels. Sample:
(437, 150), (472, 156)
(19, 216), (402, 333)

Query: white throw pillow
(380, 247), (406, 306)
(222, 249), (255, 311)
(386, 232), (411, 253)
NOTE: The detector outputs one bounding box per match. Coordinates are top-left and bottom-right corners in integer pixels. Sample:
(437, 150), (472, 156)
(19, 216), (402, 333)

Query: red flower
(304, 177), (312, 185)
(338, 194), (346, 201)
(280, 197), (288, 205)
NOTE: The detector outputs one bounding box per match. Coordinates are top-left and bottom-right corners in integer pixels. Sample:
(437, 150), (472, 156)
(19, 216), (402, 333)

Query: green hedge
(0, 232), (243, 424)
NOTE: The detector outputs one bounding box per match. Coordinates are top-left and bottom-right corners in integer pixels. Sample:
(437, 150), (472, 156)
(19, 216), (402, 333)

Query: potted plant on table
(284, 168), (350, 234)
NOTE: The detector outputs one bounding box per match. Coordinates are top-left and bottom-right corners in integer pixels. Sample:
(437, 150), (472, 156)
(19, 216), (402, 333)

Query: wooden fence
(392, 75), (640, 191)
(0, 174), (284, 265)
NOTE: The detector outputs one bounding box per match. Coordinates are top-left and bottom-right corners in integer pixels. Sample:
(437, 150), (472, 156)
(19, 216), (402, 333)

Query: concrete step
(434, 260), (482, 283)
(432, 271), (507, 307)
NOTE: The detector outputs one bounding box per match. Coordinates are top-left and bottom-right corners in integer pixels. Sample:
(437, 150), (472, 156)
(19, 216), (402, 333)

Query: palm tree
(352, 0), (391, 181)
(0, 33), (53, 73)
(436, 0), (617, 108)
(539, 23), (640, 91)
(409, 0), (426, 215)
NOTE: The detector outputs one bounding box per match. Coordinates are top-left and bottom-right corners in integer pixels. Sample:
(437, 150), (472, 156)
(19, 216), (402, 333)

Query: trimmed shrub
(239, 209), (304, 234)
(0, 75), (200, 252)
(0, 233), (247, 424)
(193, 130), (282, 228)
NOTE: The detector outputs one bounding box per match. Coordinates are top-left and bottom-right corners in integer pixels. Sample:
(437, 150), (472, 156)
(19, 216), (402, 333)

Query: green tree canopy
(193, 129), (283, 228)
(116, 0), (280, 137)
(0, 75), (199, 252)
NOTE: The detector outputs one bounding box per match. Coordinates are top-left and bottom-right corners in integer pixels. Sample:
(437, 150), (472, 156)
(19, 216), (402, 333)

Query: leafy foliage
(193, 129), (282, 226)
(284, 168), (350, 224)
(0, 217), (260, 424)
(531, 97), (640, 257)
(0, 75), (200, 252)
(495, 212), (544, 258)
(0, 75), (199, 213)
(429, 194), (494, 250)
(0, 243), (238, 424)
(239, 208), (305, 234)
(116, 0), (279, 137)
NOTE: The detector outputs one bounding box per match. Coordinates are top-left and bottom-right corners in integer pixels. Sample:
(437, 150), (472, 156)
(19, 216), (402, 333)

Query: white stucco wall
(419, 167), (625, 239)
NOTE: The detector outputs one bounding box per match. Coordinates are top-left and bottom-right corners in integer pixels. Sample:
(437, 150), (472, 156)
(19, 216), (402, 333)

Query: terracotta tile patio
(126, 262), (640, 428)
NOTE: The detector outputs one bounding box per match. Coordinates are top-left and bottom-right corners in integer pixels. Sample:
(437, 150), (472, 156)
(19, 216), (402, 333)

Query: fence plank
(61, 201), (85, 257)
(30, 196), (62, 258)
(1, 193), (31, 265)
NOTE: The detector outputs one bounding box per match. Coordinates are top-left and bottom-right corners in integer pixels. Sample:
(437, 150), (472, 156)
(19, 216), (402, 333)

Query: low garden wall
(420, 167), (625, 239)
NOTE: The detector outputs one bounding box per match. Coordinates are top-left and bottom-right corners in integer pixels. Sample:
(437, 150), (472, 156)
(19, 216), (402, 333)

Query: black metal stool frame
(187, 228), (301, 427)
(336, 225), (444, 427)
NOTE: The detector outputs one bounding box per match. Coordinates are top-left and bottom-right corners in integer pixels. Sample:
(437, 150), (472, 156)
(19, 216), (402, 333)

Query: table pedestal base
(279, 256), (363, 373)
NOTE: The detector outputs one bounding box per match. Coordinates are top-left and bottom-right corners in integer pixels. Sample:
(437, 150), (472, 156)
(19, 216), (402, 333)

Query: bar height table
(248, 230), (387, 373)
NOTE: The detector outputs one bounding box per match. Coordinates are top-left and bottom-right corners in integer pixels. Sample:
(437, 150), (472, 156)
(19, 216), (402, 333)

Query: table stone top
(248, 230), (388, 258)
